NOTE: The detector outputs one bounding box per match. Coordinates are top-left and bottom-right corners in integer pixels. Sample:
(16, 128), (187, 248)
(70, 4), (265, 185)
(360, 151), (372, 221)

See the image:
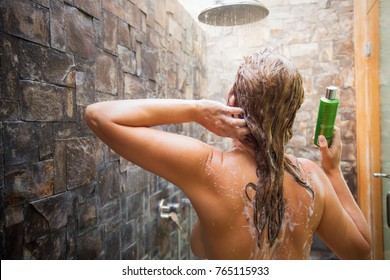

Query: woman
(85, 48), (371, 259)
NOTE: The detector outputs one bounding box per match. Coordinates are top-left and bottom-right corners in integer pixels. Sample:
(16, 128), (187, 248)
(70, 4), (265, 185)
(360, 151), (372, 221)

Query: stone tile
(20, 80), (74, 122)
(73, 0), (101, 19)
(100, 199), (120, 222)
(131, 0), (152, 15)
(147, 27), (161, 49)
(54, 140), (67, 194)
(124, 73), (146, 98)
(64, 4), (95, 58)
(154, 0), (167, 29)
(168, 16), (182, 42)
(167, 69), (177, 89)
(20, 40), (76, 87)
(135, 41), (143, 76)
(105, 230), (120, 259)
(103, 11), (118, 54)
(66, 138), (96, 189)
(0, 100), (20, 121)
(50, 0), (66, 51)
(3, 222), (24, 259)
(66, 220), (78, 259)
(143, 220), (158, 255)
(126, 191), (144, 221)
(118, 45), (136, 74)
(4, 160), (54, 205)
(71, 182), (97, 205)
(95, 50), (118, 95)
(140, 45), (158, 81)
(76, 72), (95, 106)
(121, 220), (135, 248)
(38, 123), (54, 161)
(78, 196), (98, 232)
(334, 38), (354, 55)
(117, 20), (132, 48)
(2, 0), (50, 46)
(78, 226), (104, 259)
(104, 208), (122, 234)
(289, 43), (319, 57)
(103, 0), (125, 21)
(122, 166), (150, 196)
(1, 33), (20, 100)
(74, 55), (96, 74)
(122, 242), (137, 259)
(30, 192), (76, 231)
(24, 201), (50, 243)
(97, 161), (119, 205)
(124, 0), (141, 29)
(3, 122), (40, 165)
(3, 205), (24, 227)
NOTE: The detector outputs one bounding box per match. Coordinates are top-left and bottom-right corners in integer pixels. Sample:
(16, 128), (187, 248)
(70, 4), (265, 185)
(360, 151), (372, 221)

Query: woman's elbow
(85, 103), (105, 133)
(85, 104), (96, 127)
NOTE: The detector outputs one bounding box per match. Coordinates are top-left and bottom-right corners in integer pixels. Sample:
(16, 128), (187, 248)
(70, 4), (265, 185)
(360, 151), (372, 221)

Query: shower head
(198, 0), (269, 26)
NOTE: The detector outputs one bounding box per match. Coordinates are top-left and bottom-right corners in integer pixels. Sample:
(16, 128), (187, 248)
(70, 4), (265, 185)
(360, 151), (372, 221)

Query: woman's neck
(232, 139), (256, 157)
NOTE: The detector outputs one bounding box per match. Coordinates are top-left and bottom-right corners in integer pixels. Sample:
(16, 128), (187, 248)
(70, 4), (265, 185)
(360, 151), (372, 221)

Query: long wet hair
(229, 48), (312, 247)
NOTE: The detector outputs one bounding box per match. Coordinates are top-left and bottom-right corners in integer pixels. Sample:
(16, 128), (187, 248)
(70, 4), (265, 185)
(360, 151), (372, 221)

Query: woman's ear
(228, 94), (243, 119)
(228, 94), (236, 107)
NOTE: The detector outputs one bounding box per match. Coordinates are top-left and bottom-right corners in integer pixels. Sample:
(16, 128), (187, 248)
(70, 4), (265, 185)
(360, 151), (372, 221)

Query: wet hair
(230, 48), (312, 247)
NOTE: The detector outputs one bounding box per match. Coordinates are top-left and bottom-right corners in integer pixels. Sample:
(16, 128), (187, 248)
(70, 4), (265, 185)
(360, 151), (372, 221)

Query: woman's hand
(196, 100), (250, 139)
(318, 126), (342, 174)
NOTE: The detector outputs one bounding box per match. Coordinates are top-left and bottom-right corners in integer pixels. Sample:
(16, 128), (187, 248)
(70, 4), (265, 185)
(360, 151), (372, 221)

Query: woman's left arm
(85, 99), (248, 193)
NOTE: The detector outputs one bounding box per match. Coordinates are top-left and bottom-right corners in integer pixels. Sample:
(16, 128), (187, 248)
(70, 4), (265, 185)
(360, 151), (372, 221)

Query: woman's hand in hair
(196, 100), (250, 139)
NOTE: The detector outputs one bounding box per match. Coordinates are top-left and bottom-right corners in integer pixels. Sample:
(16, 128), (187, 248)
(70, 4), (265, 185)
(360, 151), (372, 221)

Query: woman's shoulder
(295, 157), (318, 170)
(297, 156), (334, 203)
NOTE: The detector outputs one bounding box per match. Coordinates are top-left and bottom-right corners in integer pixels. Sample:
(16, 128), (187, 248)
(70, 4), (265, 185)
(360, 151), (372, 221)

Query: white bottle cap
(326, 86), (338, 99)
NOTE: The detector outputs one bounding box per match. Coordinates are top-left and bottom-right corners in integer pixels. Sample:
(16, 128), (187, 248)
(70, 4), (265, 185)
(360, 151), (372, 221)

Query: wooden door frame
(354, 0), (384, 259)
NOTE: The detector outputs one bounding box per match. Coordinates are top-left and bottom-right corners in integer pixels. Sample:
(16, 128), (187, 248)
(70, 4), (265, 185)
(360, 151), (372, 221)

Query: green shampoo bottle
(314, 86), (339, 147)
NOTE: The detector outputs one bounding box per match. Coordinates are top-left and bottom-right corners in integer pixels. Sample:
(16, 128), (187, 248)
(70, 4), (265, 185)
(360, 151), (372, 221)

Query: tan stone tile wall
(203, 0), (356, 194)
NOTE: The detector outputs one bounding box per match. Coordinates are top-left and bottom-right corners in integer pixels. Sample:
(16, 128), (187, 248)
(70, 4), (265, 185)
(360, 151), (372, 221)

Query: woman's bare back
(189, 147), (324, 260)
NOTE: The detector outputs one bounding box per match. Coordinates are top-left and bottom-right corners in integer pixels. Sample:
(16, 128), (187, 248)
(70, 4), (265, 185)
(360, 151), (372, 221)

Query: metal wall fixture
(158, 199), (191, 230)
(373, 173), (390, 228)
(198, 0), (269, 26)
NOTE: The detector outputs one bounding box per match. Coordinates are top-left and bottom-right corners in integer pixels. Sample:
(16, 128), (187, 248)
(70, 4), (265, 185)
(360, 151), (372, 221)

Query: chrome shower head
(198, 0), (269, 26)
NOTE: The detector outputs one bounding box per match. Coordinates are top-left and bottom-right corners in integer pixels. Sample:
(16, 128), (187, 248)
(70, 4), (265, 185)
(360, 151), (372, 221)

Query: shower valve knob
(170, 212), (182, 231)
(158, 199), (183, 230)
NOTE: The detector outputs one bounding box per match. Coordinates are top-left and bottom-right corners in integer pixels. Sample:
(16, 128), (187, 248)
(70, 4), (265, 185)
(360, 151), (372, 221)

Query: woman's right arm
(85, 99), (248, 196)
(317, 127), (371, 259)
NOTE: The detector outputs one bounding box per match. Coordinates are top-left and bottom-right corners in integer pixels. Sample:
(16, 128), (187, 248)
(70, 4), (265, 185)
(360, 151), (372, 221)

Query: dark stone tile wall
(0, 0), (206, 259)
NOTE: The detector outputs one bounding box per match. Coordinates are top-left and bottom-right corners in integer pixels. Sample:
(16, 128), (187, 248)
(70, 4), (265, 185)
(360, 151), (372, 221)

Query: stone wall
(0, 0), (358, 260)
(0, 0), (206, 259)
(202, 0), (354, 259)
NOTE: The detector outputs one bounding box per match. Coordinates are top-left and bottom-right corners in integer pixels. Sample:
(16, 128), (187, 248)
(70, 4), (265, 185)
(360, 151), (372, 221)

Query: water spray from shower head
(198, 0), (269, 26)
